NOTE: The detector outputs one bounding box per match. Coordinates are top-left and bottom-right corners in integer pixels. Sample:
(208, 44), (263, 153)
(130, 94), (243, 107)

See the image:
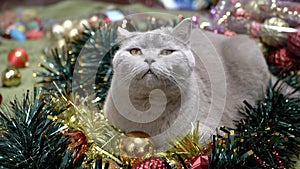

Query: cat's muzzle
(142, 69), (158, 79)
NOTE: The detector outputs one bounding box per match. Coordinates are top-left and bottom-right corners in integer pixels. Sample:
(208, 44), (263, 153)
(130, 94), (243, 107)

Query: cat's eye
(160, 49), (176, 55)
(129, 48), (142, 56)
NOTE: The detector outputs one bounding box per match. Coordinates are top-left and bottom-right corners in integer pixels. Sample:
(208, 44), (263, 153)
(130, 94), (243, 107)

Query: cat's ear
(172, 18), (192, 43)
(117, 27), (131, 42)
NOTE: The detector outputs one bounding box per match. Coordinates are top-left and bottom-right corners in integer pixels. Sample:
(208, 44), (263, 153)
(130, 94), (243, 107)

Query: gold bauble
(245, 0), (271, 21)
(62, 19), (73, 31)
(78, 19), (90, 30)
(2, 66), (21, 87)
(68, 28), (79, 38)
(52, 24), (65, 39)
(261, 17), (289, 47)
(119, 131), (155, 165)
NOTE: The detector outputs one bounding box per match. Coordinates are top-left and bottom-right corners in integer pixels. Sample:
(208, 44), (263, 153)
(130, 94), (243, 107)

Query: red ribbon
(190, 154), (209, 169)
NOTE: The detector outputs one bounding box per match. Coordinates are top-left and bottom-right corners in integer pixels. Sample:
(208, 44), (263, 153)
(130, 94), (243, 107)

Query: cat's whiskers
(153, 64), (185, 90)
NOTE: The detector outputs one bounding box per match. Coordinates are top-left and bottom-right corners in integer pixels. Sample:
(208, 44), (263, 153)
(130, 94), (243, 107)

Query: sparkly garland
(1, 18), (300, 169)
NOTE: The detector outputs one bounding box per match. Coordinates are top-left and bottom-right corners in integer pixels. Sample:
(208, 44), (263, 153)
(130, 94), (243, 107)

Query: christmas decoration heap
(210, 0), (300, 75)
(1, 6), (300, 169)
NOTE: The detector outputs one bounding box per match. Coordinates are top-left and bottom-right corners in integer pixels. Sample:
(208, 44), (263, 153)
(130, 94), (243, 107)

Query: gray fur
(104, 18), (285, 150)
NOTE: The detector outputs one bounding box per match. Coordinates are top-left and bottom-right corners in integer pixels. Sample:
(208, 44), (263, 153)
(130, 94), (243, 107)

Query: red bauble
(132, 157), (167, 169)
(267, 48), (300, 73)
(287, 28), (300, 57)
(7, 48), (29, 68)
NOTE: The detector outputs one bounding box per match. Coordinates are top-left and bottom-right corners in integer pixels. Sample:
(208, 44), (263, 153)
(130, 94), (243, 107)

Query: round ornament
(245, 0), (270, 21)
(287, 27), (300, 57)
(261, 17), (290, 47)
(62, 20), (73, 31)
(132, 157), (168, 169)
(9, 28), (26, 41)
(7, 47), (29, 68)
(68, 28), (79, 38)
(119, 131), (155, 165)
(2, 66), (22, 87)
(25, 29), (43, 39)
(267, 48), (300, 73)
(78, 19), (90, 30)
(52, 24), (65, 39)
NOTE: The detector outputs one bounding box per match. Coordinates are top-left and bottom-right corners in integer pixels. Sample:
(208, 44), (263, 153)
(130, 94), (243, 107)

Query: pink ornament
(190, 154), (209, 169)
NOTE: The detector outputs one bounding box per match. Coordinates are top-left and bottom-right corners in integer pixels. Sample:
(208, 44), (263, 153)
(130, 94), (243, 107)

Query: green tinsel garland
(0, 91), (84, 169)
(1, 20), (299, 169)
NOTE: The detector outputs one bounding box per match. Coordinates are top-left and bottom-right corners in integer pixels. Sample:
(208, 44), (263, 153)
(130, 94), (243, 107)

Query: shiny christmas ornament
(2, 66), (21, 87)
(287, 27), (300, 57)
(89, 15), (99, 26)
(78, 19), (90, 30)
(52, 24), (65, 39)
(7, 47), (29, 68)
(261, 17), (289, 47)
(62, 19), (73, 31)
(119, 131), (154, 165)
(9, 28), (26, 41)
(27, 20), (40, 30)
(68, 28), (79, 38)
(25, 29), (43, 39)
(267, 48), (300, 73)
(245, 0), (271, 21)
(14, 22), (26, 32)
(132, 157), (167, 169)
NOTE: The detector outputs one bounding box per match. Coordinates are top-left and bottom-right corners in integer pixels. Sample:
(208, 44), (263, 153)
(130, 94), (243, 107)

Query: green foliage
(0, 91), (83, 169)
(209, 80), (300, 169)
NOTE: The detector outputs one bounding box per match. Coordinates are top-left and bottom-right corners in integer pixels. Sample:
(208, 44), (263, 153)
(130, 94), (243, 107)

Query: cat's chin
(140, 74), (160, 88)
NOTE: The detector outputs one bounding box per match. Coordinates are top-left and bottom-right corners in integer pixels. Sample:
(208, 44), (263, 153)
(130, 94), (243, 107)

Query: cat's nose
(144, 58), (156, 64)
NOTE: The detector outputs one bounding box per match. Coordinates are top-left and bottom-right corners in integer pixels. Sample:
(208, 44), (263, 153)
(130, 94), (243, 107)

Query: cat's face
(113, 19), (195, 89)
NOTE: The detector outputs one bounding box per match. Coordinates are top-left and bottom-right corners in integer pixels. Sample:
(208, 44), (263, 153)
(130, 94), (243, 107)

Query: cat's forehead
(120, 32), (185, 49)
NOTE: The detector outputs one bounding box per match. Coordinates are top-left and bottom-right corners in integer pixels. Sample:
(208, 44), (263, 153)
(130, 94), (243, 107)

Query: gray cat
(103, 18), (285, 151)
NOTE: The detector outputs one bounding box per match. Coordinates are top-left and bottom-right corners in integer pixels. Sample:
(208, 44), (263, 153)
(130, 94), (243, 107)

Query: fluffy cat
(104, 18), (282, 151)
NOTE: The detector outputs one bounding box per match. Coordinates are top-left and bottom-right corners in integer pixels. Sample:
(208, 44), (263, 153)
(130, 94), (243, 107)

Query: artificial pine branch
(35, 22), (119, 107)
(0, 91), (82, 169)
(209, 79), (300, 169)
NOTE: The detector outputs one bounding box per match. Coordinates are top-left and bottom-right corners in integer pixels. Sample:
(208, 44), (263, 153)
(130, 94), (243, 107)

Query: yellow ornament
(261, 17), (289, 47)
(119, 131), (155, 165)
(2, 66), (21, 87)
